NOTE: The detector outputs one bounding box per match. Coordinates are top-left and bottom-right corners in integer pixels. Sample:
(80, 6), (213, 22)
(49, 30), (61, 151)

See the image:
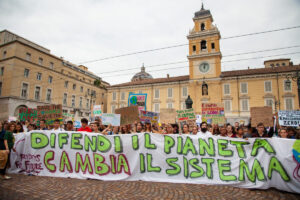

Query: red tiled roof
(109, 75), (189, 88)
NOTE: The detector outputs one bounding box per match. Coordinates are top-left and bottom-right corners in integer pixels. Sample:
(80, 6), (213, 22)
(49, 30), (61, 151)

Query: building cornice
(187, 52), (222, 59)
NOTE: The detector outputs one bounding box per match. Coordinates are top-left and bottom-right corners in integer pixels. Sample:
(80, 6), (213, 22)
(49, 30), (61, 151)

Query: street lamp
(185, 95), (193, 109)
(286, 71), (300, 107)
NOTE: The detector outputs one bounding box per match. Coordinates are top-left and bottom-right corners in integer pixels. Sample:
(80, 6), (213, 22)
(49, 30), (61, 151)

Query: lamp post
(286, 71), (300, 107)
(185, 95), (193, 109)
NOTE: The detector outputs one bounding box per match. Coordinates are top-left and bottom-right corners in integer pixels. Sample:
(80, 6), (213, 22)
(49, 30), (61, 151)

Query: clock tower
(187, 4), (222, 80)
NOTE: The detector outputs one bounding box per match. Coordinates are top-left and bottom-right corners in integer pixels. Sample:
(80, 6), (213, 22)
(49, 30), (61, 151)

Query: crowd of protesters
(0, 117), (300, 180)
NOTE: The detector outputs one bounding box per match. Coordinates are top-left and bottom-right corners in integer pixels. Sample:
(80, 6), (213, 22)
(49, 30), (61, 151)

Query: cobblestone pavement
(0, 174), (299, 200)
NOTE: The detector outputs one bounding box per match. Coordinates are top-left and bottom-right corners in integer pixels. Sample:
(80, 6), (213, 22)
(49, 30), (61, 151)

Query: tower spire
(201, 2), (204, 10)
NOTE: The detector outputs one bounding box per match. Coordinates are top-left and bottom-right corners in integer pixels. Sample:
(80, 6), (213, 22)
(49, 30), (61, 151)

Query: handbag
(0, 150), (8, 169)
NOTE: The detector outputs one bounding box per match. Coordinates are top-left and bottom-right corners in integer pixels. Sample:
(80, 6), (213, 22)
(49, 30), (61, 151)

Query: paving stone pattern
(0, 174), (299, 200)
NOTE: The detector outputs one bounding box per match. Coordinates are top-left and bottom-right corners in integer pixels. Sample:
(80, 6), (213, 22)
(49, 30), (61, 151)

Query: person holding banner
(252, 123), (270, 138)
(191, 126), (198, 135)
(120, 125), (131, 134)
(182, 124), (191, 134)
(38, 119), (48, 130)
(78, 118), (92, 132)
(51, 119), (64, 131)
(91, 122), (101, 133)
(144, 122), (152, 133)
(198, 122), (211, 135)
(226, 125), (236, 138)
(14, 123), (24, 134)
(133, 122), (144, 133)
(279, 128), (288, 138)
(65, 121), (75, 131)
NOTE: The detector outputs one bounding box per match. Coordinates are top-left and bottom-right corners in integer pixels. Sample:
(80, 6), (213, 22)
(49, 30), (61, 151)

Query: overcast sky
(1, 0), (300, 85)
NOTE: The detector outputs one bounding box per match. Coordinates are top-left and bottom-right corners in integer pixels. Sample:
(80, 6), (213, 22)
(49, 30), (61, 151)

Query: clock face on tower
(199, 62), (210, 73)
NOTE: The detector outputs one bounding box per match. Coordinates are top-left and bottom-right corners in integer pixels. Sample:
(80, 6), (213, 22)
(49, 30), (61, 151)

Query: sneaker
(4, 175), (11, 180)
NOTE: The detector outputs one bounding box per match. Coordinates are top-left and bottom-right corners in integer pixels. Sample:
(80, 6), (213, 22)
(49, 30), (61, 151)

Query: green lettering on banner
(201, 158), (214, 179)
(60, 151), (73, 173)
(97, 135), (111, 153)
(177, 136), (183, 154)
(217, 159), (237, 181)
(114, 136), (123, 153)
(117, 154), (130, 175)
(218, 139), (233, 157)
(251, 139), (276, 156)
(239, 159), (266, 182)
(230, 141), (249, 158)
(132, 135), (139, 150)
(199, 138), (215, 156)
(71, 133), (83, 150)
(110, 155), (116, 174)
(44, 151), (56, 172)
(58, 133), (69, 149)
(183, 156), (189, 178)
(164, 135), (175, 154)
(94, 153), (110, 175)
(145, 133), (156, 149)
(75, 153), (93, 174)
(268, 156), (290, 181)
(84, 135), (97, 152)
(50, 133), (56, 148)
(140, 153), (145, 173)
(165, 157), (181, 175)
(189, 158), (205, 178)
(182, 136), (197, 155)
(147, 154), (161, 172)
(31, 132), (49, 149)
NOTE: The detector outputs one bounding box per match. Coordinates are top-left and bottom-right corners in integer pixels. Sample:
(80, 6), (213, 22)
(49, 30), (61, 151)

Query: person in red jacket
(77, 118), (92, 132)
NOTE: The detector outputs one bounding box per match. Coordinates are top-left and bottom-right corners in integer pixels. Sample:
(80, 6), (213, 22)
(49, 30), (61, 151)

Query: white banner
(278, 110), (300, 127)
(8, 131), (300, 193)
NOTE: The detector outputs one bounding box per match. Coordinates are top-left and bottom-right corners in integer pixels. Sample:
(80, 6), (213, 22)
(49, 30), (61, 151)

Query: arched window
(201, 23), (205, 31)
(201, 40), (207, 50)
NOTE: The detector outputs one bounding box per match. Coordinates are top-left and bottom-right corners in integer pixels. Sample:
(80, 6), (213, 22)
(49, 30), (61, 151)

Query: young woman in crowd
(212, 124), (220, 135)
(279, 128), (288, 138)
(236, 127), (244, 139)
(120, 125), (131, 134)
(226, 124), (236, 138)
(191, 126), (198, 135)
(15, 123), (24, 134)
(144, 122), (152, 133)
(0, 122), (16, 180)
(164, 124), (174, 134)
(219, 127), (227, 137)
(182, 124), (190, 134)
(134, 122), (144, 133)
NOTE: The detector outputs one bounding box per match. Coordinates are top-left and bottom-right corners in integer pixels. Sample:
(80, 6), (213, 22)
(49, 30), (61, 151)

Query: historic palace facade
(0, 30), (109, 121)
(107, 5), (300, 124)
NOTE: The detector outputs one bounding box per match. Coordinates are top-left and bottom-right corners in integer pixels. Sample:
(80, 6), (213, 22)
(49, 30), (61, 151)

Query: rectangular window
(121, 92), (125, 100)
(64, 81), (68, 88)
(182, 87), (188, 97)
(46, 89), (52, 102)
(265, 98), (273, 110)
(284, 80), (292, 91)
(285, 98), (293, 110)
(38, 57), (43, 65)
(26, 53), (31, 61)
(79, 97), (83, 108)
(37, 73), (42, 80)
(154, 89), (160, 99)
(224, 100), (231, 112)
(264, 81), (272, 92)
(50, 62), (54, 69)
(35, 86), (41, 101)
(154, 103), (160, 112)
(211, 43), (215, 49)
(80, 86), (83, 92)
(48, 76), (53, 84)
(223, 84), (230, 95)
(0, 67), (4, 76)
(87, 89), (90, 95)
(73, 84), (76, 90)
(181, 102), (186, 110)
(21, 83), (28, 98)
(168, 88), (173, 98)
(112, 92), (116, 101)
(86, 99), (89, 109)
(2, 51), (6, 59)
(240, 83), (248, 94)
(72, 95), (75, 107)
(192, 45), (196, 52)
(167, 103), (173, 109)
(24, 69), (29, 77)
(111, 105), (116, 113)
(0, 82), (2, 96)
(241, 99), (249, 111)
(63, 93), (67, 105)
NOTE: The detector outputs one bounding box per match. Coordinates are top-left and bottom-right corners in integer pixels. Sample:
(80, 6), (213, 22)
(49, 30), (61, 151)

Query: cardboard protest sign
(62, 113), (74, 118)
(176, 108), (196, 121)
(93, 105), (102, 117)
(115, 106), (139, 125)
(9, 132), (300, 194)
(19, 108), (37, 122)
(37, 104), (62, 125)
(278, 110), (300, 127)
(128, 93), (147, 111)
(250, 106), (273, 127)
(201, 103), (225, 125)
(159, 108), (176, 124)
(102, 113), (121, 126)
(139, 111), (159, 124)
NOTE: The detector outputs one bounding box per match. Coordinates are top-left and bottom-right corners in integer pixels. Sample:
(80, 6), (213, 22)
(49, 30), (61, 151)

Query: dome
(131, 65), (153, 82)
(194, 3), (212, 18)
